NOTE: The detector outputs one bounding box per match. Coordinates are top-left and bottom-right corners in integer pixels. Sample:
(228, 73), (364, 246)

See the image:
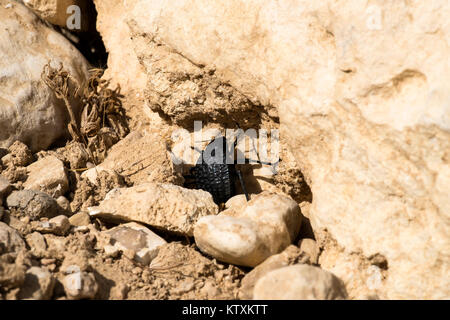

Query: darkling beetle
(183, 131), (278, 205)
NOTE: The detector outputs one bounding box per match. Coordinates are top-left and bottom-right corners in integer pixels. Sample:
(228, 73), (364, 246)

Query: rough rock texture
(1, 141), (33, 167)
(23, 156), (69, 198)
(93, 0), (450, 299)
(81, 130), (179, 186)
(89, 183), (218, 236)
(253, 265), (348, 300)
(6, 190), (59, 221)
(0, 0), (89, 152)
(194, 192), (302, 267)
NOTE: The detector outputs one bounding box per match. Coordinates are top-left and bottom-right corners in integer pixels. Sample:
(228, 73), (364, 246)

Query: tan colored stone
(194, 192), (302, 267)
(63, 270), (98, 300)
(35, 215), (70, 236)
(253, 265), (348, 300)
(25, 232), (47, 257)
(89, 183), (218, 236)
(298, 238), (320, 265)
(97, 130), (179, 185)
(24, 156), (69, 198)
(239, 245), (308, 299)
(103, 222), (167, 266)
(56, 196), (71, 212)
(68, 212), (91, 227)
(1, 141), (33, 167)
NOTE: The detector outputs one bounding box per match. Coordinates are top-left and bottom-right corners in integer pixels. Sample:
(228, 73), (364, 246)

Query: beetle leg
(236, 169), (250, 201)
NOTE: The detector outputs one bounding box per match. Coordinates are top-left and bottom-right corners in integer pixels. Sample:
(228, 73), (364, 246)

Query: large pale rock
(94, 0), (450, 299)
(0, 0), (89, 152)
(194, 192), (302, 267)
(23, 156), (69, 198)
(253, 265), (348, 300)
(88, 183), (218, 236)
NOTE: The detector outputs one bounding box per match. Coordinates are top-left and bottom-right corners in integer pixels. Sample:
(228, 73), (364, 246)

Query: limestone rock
(92, 0), (147, 95)
(25, 232), (47, 257)
(6, 190), (59, 221)
(23, 156), (69, 198)
(68, 212), (91, 227)
(239, 245), (309, 299)
(88, 183), (218, 236)
(92, 130), (178, 185)
(18, 267), (55, 300)
(35, 215), (71, 236)
(92, 0), (450, 299)
(103, 222), (167, 265)
(253, 265), (348, 300)
(195, 215), (263, 267)
(194, 192), (302, 267)
(0, 0), (89, 152)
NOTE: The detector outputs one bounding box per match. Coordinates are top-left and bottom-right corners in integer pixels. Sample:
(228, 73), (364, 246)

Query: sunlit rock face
(94, 0), (450, 299)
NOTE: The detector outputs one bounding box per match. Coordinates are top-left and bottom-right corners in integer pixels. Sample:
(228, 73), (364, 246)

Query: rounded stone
(253, 264), (348, 300)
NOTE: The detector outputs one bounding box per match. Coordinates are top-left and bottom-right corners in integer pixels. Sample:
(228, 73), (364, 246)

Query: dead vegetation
(41, 62), (129, 165)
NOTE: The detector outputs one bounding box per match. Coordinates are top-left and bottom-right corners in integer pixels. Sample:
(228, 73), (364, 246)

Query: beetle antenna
(236, 169), (250, 201)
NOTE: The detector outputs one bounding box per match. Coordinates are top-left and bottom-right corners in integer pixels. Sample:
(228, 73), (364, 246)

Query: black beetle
(184, 133), (277, 205)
